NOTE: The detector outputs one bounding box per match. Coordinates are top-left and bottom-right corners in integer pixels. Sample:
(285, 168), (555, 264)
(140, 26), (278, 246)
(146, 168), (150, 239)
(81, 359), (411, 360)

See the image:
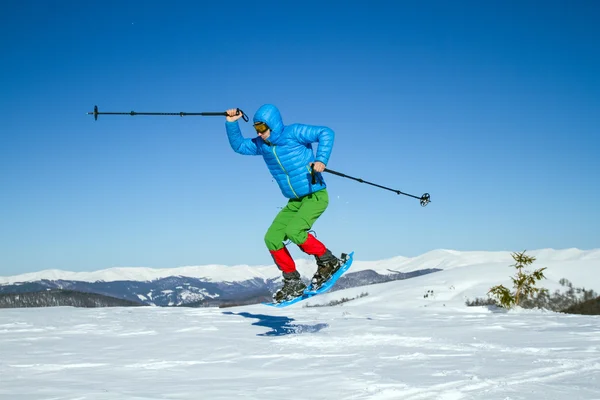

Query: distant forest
(0, 289), (144, 308)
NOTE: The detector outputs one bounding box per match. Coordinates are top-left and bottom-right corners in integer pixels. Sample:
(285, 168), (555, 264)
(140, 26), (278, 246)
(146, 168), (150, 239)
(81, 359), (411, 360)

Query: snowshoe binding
(310, 250), (348, 291)
(273, 271), (307, 303)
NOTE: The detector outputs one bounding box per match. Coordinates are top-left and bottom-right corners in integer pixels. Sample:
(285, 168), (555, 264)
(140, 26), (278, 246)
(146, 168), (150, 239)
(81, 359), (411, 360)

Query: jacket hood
(253, 104), (284, 143)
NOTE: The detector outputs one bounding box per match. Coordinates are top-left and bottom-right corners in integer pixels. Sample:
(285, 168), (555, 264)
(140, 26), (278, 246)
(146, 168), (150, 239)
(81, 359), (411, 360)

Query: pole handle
(235, 108), (249, 122)
(200, 108), (248, 121)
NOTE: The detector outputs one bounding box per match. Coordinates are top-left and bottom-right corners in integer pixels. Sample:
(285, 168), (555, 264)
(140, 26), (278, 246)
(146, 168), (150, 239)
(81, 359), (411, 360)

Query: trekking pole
(87, 105), (249, 122)
(311, 166), (431, 207)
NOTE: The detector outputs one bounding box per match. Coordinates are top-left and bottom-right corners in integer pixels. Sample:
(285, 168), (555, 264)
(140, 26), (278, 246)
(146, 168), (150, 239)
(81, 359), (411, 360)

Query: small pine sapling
(488, 250), (547, 308)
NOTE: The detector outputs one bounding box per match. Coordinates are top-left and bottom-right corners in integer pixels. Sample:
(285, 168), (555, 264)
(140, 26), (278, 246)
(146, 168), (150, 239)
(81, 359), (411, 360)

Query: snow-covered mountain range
(1, 248), (598, 307)
(0, 253), (416, 285)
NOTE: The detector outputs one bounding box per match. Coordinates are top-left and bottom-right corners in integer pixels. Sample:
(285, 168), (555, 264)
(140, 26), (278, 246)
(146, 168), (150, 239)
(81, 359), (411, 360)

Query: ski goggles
(253, 121), (270, 134)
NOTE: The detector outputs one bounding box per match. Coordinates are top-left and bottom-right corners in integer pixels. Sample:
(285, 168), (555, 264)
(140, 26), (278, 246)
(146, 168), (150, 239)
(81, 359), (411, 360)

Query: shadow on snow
(222, 311), (328, 336)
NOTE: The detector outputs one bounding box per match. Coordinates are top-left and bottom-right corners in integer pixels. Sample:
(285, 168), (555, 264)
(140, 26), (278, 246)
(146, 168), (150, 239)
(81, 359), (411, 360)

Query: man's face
(258, 129), (271, 141)
(254, 121), (271, 141)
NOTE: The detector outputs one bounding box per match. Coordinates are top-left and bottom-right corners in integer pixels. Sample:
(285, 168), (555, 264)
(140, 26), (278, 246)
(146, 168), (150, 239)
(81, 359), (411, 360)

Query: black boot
(311, 250), (344, 290)
(273, 271), (307, 302)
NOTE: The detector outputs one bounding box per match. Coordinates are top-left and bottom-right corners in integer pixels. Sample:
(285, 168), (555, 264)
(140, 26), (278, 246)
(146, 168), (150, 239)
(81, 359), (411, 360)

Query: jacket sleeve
(226, 121), (260, 155)
(293, 124), (335, 165)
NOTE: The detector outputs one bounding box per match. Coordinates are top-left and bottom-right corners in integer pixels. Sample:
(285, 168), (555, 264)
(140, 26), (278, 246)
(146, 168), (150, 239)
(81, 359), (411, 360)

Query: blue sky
(1, 0), (598, 276)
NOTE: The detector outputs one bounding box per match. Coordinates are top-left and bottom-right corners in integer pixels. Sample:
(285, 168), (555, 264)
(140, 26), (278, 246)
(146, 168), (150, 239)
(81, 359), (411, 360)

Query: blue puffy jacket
(226, 104), (335, 199)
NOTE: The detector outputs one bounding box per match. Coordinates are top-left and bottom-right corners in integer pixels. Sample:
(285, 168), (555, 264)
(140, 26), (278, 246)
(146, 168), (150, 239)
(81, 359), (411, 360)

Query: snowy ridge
(0, 264), (277, 285)
(1, 247), (598, 286)
(308, 247), (600, 310)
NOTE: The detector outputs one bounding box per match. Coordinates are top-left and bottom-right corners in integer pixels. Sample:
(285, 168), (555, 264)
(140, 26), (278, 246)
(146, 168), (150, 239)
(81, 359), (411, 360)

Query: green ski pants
(264, 189), (329, 251)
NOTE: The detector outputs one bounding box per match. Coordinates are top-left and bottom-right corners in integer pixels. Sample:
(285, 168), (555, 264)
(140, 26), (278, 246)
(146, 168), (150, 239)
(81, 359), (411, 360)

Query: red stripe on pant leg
(270, 247), (296, 273)
(298, 233), (327, 257)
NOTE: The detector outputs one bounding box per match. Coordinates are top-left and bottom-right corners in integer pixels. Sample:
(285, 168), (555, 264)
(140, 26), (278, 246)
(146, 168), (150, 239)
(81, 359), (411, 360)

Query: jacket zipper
(272, 146), (299, 199)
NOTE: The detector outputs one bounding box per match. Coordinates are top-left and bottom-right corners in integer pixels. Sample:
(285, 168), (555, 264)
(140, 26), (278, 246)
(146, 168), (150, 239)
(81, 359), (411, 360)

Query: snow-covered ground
(1, 248), (599, 399)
